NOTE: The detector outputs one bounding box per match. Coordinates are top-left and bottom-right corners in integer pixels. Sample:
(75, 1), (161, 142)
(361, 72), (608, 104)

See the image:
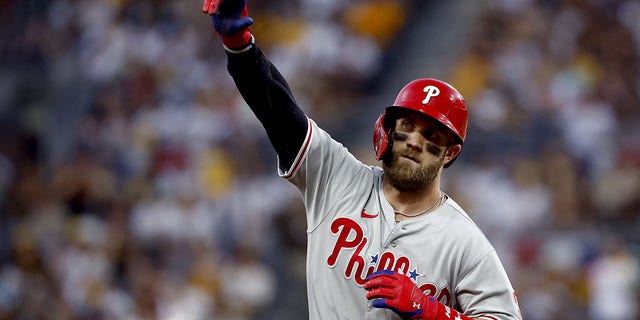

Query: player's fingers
(364, 270), (398, 289)
(366, 270), (395, 281)
(202, 0), (219, 15)
(202, 0), (210, 13)
(365, 287), (396, 300)
(363, 273), (398, 290)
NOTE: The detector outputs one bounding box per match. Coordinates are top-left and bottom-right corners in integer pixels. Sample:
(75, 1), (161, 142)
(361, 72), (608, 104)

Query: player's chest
(319, 199), (454, 301)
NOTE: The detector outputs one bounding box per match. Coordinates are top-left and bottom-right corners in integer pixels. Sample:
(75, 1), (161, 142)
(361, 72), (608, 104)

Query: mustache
(392, 132), (442, 157)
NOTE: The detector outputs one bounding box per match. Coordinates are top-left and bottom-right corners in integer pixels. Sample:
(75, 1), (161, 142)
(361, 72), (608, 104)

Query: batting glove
(202, 0), (254, 50)
(364, 270), (439, 320)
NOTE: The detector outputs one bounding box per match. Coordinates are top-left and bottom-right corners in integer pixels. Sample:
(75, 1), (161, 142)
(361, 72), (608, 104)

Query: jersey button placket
(391, 223), (412, 247)
(384, 224), (406, 248)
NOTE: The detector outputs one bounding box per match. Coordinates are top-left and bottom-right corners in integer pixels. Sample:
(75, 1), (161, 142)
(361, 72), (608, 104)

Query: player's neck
(383, 178), (443, 220)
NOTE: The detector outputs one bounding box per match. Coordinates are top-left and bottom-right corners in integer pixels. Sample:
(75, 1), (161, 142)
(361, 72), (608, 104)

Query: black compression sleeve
(226, 45), (309, 170)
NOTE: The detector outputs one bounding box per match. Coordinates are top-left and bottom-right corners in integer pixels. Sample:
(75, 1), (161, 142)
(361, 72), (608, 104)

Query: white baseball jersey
(279, 119), (521, 320)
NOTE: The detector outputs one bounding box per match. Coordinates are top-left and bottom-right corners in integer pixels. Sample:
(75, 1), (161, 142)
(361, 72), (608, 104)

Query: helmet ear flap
(373, 112), (390, 161)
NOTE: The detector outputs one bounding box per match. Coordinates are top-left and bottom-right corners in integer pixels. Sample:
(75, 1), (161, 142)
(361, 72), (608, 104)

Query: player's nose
(405, 132), (424, 152)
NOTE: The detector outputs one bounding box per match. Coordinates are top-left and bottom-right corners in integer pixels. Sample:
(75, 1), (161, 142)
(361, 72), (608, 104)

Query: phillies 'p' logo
(422, 85), (440, 104)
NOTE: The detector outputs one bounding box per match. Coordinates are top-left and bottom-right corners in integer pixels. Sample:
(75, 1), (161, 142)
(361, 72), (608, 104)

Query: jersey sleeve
(455, 250), (522, 320)
(226, 44), (309, 169)
(225, 42), (371, 231)
(281, 120), (370, 231)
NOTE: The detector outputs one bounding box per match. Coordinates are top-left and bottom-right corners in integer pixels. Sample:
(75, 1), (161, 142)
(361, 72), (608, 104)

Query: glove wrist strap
(222, 29), (253, 51)
(420, 297), (439, 320)
(223, 34), (254, 53)
(414, 298), (474, 320)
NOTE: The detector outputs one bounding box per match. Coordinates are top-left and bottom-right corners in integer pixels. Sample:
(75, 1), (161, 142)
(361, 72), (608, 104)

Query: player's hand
(364, 270), (437, 320)
(202, 0), (253, 49)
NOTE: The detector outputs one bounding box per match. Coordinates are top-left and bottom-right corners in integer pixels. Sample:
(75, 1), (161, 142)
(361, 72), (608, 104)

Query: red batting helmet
(373, 78), (468, 166)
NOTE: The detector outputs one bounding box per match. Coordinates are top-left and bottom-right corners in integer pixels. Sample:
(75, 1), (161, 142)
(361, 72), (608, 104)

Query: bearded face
(382, 144), (445, 192)
(381, 110), (458, 193)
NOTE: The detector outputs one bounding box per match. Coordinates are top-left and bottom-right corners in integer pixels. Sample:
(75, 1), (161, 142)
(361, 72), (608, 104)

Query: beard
(383, 148), (444, 193)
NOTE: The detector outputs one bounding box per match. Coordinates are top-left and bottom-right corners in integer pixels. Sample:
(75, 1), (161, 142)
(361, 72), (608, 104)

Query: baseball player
(202, 0), (522, 319)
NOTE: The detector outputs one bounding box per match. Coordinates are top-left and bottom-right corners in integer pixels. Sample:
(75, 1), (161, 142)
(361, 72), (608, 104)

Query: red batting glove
(202, 0), (253, 50)
(364, 270), (438, 320)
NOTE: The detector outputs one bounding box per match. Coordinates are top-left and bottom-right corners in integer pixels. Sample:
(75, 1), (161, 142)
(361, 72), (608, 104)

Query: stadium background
(0, 0), (639, 319)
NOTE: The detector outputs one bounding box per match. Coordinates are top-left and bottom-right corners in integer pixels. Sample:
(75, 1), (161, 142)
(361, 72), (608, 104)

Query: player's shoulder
(442, 196), (473, 222)
(310, 119), (381, 171)
(436, 198), (498, 269)
(442, 196), (475, 223)
(439, 196), (493, 244)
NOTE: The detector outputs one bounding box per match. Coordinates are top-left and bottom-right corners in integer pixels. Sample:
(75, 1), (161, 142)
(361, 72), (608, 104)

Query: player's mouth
(399, 153), (420, 163)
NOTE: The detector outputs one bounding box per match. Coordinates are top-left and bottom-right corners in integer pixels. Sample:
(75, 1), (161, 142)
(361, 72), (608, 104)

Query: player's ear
(443, 144), (462, 165)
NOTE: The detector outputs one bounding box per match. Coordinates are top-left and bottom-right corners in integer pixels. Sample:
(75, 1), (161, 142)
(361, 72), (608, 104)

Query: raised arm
(203, 0), (309, 169)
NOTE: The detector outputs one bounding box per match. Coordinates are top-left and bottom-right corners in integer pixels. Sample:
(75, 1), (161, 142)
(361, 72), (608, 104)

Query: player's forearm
(428, 301), (520, 320)
(414, 299), (507, 320)
(421, 300), (474, 320)
(203, 0), (308, 168)
(225, 43), (309, 168)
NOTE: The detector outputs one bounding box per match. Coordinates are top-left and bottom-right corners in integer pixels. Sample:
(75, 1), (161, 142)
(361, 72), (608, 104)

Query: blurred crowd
(0, 0), (638, 319)
(0, 0), (409, 319)
(442, 1), (640, 319)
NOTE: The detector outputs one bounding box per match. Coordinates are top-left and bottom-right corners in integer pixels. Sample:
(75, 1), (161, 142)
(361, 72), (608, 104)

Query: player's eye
(423, 128), (435, 139)
(400, 119), (413, 131)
